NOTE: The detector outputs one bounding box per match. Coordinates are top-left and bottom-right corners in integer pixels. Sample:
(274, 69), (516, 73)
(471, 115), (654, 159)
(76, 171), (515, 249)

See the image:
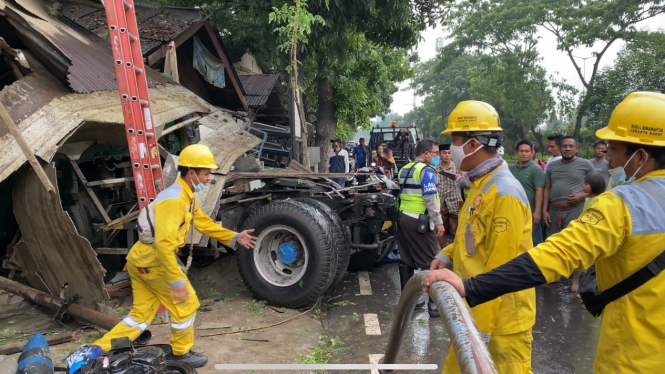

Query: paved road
(324, 262), (599, 374)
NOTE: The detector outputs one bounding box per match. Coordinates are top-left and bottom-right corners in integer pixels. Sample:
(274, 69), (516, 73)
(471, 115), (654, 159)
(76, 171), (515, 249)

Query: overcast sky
(389, 15), (665, 116)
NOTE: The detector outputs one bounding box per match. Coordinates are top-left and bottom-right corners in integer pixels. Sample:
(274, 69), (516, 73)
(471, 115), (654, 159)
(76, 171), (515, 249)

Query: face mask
(450, 139), (484, 170)
(430, 155), (441, 166)
(608, 150), (648, 187)
(191, 172), (206, 193)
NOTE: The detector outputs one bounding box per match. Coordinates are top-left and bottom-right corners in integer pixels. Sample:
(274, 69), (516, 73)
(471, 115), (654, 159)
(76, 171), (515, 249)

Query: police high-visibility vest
(398, 162), (440, 214)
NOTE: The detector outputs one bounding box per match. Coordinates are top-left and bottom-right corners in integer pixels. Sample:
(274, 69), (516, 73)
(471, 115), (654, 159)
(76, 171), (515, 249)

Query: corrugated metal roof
(5, 3), (172, 94)
(62, 1), (202, 43)
(239, 74), (279, 107)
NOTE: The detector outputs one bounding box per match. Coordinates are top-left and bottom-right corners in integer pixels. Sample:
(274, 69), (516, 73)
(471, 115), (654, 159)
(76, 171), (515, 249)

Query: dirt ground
(0, 253), (324, 374)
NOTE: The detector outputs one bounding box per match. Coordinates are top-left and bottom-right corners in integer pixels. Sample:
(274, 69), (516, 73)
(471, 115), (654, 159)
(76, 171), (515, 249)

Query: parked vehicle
(369, 125), (419, 169)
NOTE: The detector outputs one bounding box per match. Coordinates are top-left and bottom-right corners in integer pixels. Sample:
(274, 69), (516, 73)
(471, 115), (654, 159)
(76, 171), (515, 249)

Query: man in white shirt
(328, 139), (349, 188)
(544, 133), (563, 171)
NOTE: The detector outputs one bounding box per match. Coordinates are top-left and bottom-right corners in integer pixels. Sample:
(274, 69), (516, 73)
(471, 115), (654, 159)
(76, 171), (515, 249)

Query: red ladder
(103, 0), (164, 208)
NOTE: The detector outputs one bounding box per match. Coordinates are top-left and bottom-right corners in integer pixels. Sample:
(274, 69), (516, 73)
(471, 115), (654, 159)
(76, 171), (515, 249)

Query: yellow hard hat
(596, 91), (665, 147)
(441, 100), (502, 135)
(178, 144), (219, 169)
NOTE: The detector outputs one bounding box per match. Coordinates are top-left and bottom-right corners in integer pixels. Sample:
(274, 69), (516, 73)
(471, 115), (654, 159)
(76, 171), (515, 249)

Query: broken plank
(0, 102), (55, 193)
(101, 211), (140, 231)
(69, 160), (111, 223)
(0, 331), (76, 355)
(198, 322), (232, 330)
(105, 280), (131, 292)
(87, 177), (134, 187)
(161, 115), (202, 136)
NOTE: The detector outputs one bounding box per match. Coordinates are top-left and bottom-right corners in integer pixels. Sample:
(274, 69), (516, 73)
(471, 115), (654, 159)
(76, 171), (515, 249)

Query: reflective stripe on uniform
(481, 165), (529, 207)
(399, 162), (428, 214)
(171, 314), (196, 330)
(613, 178), (665, 235)
(122, 315), (148, 332)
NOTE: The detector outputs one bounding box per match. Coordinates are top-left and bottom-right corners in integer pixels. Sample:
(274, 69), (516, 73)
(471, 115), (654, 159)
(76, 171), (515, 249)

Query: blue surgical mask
(430, 155), (441, 166)
(608, 150), (647, 187)
(191, 173), (206, 193)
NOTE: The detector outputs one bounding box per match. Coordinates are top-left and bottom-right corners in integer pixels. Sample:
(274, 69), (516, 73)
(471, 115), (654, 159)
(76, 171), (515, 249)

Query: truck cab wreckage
(0, 0), (398, 314)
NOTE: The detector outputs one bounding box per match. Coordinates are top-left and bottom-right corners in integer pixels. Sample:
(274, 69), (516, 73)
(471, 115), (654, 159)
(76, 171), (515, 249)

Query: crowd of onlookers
(330, 132), (612, 295)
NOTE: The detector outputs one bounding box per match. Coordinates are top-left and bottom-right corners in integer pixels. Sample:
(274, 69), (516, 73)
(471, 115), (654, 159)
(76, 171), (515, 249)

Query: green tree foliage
(586, 31), (665, 130)
(407, 0), (578, 150)
(449, 0), (665, 139)
(158, 0), (450, 170)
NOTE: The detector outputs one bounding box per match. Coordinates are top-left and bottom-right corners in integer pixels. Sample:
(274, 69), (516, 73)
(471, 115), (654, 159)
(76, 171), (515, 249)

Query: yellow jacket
(438, 164), (535, 338)
(127, 178), (238, 287)
(529, 169), (665, 373)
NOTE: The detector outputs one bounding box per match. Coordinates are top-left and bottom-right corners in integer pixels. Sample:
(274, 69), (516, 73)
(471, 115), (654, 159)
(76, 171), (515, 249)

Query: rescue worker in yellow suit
(430, 100), (536, 374)
(423, 91), (665, 373)
(93, 144), (258, 368)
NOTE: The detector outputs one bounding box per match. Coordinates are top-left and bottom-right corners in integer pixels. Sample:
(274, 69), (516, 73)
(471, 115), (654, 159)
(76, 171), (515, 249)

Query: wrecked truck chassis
(58, 156), (397, 308)
(218, 173), (399, 308)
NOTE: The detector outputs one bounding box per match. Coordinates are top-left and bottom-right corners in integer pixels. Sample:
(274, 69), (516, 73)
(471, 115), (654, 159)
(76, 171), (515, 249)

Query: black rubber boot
(428, 297), (440, 318)
(166, 350), (208, 368)
(398, 263), (413, 290)
(398, 263), (425, 309)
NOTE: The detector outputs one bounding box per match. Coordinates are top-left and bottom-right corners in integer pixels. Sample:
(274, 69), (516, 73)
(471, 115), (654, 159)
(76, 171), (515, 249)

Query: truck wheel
(237, 200), (335, 308)
(295, 198), (351, 293)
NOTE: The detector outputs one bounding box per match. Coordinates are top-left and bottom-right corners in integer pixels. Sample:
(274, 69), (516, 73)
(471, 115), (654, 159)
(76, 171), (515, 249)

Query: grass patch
(301, 336), (344, 365)
(241, 300), (267, 316)
(296, 326), (310, 335)
(76, 333), (103, 345)
(115, 306), (129, 316)
(351, 312), (360, 322)
(416, 318), (427, 327)
(1, 329), (18, 337)
(203, 288), (222, 298)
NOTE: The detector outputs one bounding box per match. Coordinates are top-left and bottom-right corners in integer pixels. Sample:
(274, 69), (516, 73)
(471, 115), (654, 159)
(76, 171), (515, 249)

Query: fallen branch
(0, 331), (76, 355)
(199, 303), (318, 337)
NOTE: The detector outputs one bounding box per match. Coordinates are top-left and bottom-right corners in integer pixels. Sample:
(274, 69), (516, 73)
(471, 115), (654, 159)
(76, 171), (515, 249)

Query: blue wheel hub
(278, 242), (298, 265)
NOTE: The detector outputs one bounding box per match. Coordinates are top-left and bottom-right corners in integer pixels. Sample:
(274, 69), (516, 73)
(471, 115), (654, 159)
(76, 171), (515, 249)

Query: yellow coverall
(95, 178), (238, 354)
(437, 165), (535, 374)
(527, 169), (665, 373)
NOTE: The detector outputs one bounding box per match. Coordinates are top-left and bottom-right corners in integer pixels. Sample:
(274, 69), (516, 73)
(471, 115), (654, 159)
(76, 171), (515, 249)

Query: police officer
(93, 144), (258, 368)
(423, 91), (665, 373)
(429, 101), (536, 374)
(396, 139), (444, 317)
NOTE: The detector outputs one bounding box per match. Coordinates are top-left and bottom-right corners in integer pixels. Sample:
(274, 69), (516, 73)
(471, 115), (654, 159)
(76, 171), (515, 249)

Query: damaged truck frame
(0, 0), (399, 311)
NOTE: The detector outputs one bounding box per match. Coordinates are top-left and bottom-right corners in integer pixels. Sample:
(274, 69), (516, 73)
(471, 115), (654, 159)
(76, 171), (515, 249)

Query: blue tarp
(193, 36), (226, 88)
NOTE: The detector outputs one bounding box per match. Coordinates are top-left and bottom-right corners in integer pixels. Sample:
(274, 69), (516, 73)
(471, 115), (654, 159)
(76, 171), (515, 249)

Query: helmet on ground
(177, 144), (219, 169)
(596, 91), (665, 147)
(441, 100), (503, 135)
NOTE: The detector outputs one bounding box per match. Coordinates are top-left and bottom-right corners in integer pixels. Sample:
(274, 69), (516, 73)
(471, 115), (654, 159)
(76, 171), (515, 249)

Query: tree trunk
(530, 126), (544, 156)
(315, 69), (336, 173)
(573, 110), (584, 140)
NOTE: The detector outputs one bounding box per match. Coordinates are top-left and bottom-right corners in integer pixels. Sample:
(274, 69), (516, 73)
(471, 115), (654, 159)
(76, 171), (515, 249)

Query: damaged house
(0, 0), (260, 312)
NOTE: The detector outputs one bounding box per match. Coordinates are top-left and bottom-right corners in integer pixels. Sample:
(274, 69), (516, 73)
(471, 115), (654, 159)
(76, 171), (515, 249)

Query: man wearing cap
(423, 92), (665, 373)
(435, 143), (463, 247)
(328, 139), (349, 188)
(91, 144), (258, 368)
(430, 100), (535, 374)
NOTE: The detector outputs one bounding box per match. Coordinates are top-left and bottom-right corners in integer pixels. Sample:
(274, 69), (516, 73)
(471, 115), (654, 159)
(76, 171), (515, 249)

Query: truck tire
(295, 198), (351, 293)
(237, 200), (335, 308)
